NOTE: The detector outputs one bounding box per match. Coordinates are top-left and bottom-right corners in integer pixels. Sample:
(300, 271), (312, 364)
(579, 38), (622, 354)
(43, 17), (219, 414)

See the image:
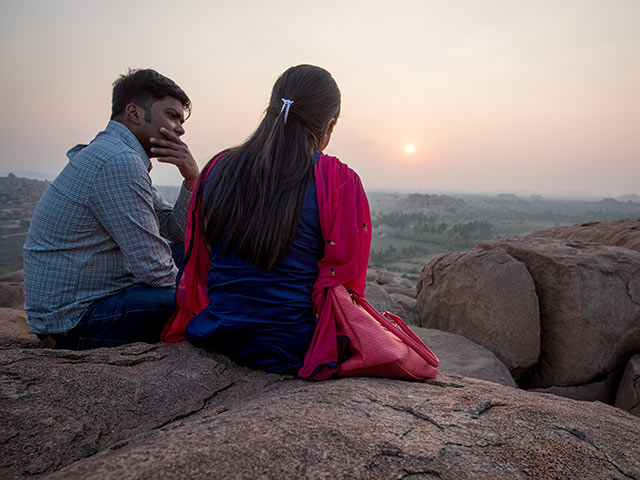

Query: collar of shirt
(105, 120), (152, 171)
(66, 120), (152, 172)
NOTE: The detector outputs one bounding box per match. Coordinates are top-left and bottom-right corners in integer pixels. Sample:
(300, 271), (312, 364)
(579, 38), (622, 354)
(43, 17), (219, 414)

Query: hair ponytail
(201, 65), (341, 270)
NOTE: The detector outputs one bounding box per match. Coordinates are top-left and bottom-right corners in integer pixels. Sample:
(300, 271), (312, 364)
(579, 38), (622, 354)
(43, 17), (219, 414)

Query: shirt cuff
(173, 183), (192, 222)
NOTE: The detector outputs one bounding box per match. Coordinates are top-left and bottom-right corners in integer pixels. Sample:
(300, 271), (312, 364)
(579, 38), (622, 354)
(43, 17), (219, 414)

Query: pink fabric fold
(161, 154), (223, 343)
(297, 154), (371, 379)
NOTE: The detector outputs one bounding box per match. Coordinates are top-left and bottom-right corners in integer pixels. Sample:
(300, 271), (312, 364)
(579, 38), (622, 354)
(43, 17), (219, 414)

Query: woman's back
(171, 65), (345, 374)
(185, 160), (324, 373)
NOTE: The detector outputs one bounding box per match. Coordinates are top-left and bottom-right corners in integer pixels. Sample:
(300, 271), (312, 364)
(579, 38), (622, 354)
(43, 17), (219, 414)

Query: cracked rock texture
(2, 342), (639, 479)
(0, 343), (274, 478)
(417, 221), (640, 412)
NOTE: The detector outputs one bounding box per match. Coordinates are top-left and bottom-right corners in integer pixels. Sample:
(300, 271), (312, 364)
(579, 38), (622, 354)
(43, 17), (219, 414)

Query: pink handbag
(332, 285), (439, 379)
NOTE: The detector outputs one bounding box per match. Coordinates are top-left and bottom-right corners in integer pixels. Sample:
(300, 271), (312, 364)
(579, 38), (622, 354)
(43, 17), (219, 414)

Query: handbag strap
(351, 293), (439, 367)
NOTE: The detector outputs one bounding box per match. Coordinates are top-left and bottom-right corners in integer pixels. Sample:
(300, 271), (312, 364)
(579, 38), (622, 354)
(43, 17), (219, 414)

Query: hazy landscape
(367, 190), (640, 281)
(2, 173), (639, 278)
(0, 174), (50, 275)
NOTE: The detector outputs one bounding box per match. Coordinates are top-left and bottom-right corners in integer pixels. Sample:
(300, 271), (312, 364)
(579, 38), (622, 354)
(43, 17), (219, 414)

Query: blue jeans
(47, 284), (176, 350)
(42, 243), (184, 350)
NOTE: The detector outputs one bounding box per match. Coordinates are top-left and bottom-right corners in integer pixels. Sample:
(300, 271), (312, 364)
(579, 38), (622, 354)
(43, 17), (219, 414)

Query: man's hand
(150, 127), (199, 191)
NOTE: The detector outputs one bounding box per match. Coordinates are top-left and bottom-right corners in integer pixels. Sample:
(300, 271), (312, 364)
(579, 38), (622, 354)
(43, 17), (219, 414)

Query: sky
(1, 0), (639, 197)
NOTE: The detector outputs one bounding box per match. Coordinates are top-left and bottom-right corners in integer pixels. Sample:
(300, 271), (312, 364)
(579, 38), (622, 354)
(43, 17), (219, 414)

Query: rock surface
(0, 269), (24, 309)
(384, 284), (417, 298)
(364, 283), (409, 324)
(413, 327), (516, 387)
(0, 284), (24, 309)
(527, 218), (640, 253)
(501, 238), (640, 389)
(367, 268), (418, 325)
(417, 246), (540, 378)
(0, 307), (38, 348)
(389, 293), (418, 324)
(615, 354), (640, 416)
(2, 342), (639, 480)
(375, 269), (413, 288)
(416, 224), (640, 411)
(0, 270), (24, 283)
(529, 370), (621, 404)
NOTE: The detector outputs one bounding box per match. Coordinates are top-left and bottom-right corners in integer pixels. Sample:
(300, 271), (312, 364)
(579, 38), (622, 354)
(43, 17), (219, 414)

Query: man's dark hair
(111, 68), (191, 121)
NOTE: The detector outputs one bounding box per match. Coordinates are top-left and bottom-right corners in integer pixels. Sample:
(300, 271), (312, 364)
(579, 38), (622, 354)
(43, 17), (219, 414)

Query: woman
(162, 65), (371, 378)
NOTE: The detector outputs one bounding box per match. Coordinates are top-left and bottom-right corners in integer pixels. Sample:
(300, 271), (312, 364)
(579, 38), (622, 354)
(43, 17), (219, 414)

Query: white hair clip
(280, 98), (294, 123)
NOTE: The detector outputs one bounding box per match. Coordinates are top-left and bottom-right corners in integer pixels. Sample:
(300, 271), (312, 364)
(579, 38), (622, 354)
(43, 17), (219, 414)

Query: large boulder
(366, 268), (418, 324)
(0, 269), (24, 309)
(364, 283), (409, 323)
(0, 270), (24, 283)
(413, 327), (516, 387)
(389, 292), (418, 324)
(529, 370), (620, 404)
(1, 342), (639, 479)
(615, 354), (640, 417)
(365, 267), (378, 283)
(500, 238), (640, 388)
(374, 268), (412, 288)
(0, 307), (38, 348)
(416, 233), (640, 407)
(0, 282), (24, 308)
(527, 218), (640, 253)
(384, 284), (417, 298)
(417, 246), (540, 378)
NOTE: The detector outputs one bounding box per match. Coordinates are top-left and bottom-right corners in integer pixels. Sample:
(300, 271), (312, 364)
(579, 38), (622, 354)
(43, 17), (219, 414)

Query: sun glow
(404, 144), (415, 154)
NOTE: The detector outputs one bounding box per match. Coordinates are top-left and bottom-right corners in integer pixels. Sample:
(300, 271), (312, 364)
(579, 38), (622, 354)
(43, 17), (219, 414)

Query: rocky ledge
(2, 342), (639, 479)
(525, 217), (640, 253)
(417, 217), (640, 415)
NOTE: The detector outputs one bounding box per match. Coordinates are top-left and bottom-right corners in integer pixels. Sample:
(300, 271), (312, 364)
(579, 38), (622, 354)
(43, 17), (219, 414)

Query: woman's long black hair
(200, 65), (341, 270)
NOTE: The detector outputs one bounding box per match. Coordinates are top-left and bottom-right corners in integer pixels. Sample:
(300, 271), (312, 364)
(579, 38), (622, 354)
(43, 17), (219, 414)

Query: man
(23, 69), (199, 349)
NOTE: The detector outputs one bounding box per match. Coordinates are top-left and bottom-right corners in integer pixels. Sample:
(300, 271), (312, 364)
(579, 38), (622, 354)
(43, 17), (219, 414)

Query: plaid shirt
(23, 121), (191, 334)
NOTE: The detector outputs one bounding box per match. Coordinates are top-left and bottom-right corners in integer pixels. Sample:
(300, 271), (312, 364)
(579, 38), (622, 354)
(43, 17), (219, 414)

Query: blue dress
(185, 165), (323, 374)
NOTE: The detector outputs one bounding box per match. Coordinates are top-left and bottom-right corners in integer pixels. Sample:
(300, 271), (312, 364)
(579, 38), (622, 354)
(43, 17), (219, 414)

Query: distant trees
(446, 220), (496, 249)
(373, 211), (437, 230)
(405, 193), (465, 210)
(372, 210), (496, 250)
(366, 189), (640, 274)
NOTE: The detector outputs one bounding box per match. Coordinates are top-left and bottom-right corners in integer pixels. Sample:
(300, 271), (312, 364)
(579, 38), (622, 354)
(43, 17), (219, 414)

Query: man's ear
(125, 103), (142, 126)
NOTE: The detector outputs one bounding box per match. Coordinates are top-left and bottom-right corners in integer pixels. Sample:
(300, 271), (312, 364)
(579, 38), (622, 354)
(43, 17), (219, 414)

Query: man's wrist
(182, 178), (196, 192)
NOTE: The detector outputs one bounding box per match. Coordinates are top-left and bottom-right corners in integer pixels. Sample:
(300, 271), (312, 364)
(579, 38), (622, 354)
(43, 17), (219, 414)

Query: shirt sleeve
(153, 184), (191, 243)
(89, 153), (177, 286)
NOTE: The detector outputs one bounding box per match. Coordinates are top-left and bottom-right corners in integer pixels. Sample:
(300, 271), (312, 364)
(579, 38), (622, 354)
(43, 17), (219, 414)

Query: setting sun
(404, 144), (415, 154)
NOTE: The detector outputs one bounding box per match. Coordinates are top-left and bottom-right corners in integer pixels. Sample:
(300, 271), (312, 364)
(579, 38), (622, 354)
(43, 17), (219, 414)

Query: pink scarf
(161, 153), (372, 382)
(161, 153), (224, 343)
(298, 154), (371, 379)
